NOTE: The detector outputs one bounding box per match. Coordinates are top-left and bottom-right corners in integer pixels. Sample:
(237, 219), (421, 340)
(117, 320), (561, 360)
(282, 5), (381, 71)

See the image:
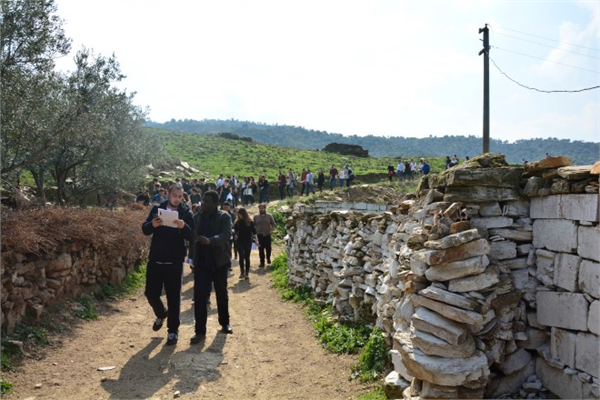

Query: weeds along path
(3, 245), (373, 400)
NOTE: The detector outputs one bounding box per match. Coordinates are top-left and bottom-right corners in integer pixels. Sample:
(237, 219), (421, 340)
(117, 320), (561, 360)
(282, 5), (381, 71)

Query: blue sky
(54, 0), (599, 143)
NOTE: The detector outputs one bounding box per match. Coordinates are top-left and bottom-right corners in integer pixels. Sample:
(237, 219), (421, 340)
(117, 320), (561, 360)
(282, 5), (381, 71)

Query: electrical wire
(492, 46), (599, 74)
(492, 24), (600, 52)
(488, 54), (599, 93)
(493, 31), (600, 60)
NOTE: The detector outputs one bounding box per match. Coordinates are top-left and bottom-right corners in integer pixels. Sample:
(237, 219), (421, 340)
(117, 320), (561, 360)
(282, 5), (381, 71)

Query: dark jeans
(257, 234), (272, 264)
(193, 264), (230, 334)
(145, 261), (183, 334)
(278, 185), (285, 200)
(237, 240), (252, 275)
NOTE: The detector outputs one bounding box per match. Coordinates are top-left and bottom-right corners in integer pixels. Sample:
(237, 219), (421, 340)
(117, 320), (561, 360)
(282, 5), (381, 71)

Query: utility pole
(479, 24), (490, 154)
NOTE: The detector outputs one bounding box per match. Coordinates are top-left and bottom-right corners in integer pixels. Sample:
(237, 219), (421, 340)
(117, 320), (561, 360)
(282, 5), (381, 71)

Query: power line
(488, 54), (599, 93)
(492, 46), (599, 74)
(492, 24), (600, 52)
(493, 31), (600, 60)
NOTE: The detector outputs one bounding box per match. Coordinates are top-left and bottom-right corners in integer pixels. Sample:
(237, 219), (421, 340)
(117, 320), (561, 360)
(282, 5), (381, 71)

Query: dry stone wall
(1, 241), (147, 333)
(285, 155), (599, 399)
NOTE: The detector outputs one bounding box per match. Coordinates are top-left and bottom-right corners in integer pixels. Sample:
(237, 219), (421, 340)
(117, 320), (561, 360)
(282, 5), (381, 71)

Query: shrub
(351, 328), (390, 382)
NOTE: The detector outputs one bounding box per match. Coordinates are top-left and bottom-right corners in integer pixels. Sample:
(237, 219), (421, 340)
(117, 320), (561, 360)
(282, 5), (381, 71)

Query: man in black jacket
(142, 185), (194, 346)
(190, 190), (233, 344)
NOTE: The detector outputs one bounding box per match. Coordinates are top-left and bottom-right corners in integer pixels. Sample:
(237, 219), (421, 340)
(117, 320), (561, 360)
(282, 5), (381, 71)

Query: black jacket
(142, 201), (195, 263)
(191, 209), (232, 269)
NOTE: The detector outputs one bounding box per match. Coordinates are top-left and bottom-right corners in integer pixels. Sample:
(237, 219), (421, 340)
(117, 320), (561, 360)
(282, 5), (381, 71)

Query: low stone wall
(285, 155), (599, 399)
(1, 240), (147, 333)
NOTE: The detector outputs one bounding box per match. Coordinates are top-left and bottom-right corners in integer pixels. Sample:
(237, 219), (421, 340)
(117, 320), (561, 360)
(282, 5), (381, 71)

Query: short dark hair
(223, 201), (231, 207)
(203, 190), (219, 204)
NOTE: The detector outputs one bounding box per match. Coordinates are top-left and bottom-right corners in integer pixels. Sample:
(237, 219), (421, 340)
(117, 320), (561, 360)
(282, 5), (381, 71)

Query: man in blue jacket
(142, 184), (194, 345)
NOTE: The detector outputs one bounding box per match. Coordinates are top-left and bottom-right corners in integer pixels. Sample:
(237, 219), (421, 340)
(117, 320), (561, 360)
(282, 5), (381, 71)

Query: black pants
(279, 186), (285, 200)
(237, 240), (252, 275)
(193, 264), (230, 334)
(257, 234), (272, 264)
(145, 261), (183, 334)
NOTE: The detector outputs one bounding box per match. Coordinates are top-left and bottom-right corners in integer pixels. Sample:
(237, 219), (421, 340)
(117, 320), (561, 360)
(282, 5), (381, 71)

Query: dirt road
(3, 245), (374, 400)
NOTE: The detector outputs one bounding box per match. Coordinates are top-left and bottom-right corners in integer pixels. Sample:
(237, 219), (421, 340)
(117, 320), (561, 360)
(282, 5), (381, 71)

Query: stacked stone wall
(1, 241), (147, 333)
(285, 155), (599, 399)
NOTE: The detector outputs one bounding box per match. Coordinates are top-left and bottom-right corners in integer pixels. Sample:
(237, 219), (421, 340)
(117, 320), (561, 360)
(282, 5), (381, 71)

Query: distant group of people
(387, 158), (431, 182)
(141, 184), (276, 346)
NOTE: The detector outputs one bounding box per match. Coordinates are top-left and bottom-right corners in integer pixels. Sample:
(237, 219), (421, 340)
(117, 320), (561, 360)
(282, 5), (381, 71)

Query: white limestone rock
(448, 265), (500, 293)
(410, 306), (470, 346)
(425, 255), (490, 282)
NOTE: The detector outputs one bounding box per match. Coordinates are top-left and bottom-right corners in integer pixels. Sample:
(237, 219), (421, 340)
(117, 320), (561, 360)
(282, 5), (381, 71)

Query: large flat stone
(557, 165), (594, 180)
(579, 259), (600, 298)
(418, 286), (479, 311)
(397, 331), (489, 387)
(503, 200), (530, 217)
(551, 327), (577, 369)
(424, 228), (481, 250)
(490, 240), (517, 260)
(424, 239), (490, 266)
(425, 255), (490, 282)
(536, 357), (582, 400)
(489, 228), (533, 242)
(532, 219), (578, 253)
(516, 327), (549, 350)
(554, 253), (581, 292)
(576, 332), (600, 378)
(443, 187), (521, 203)
(410, 326), (476, 358)
(502, 257), (528, 270)
(579, 225), (600, 262)
(537, 291), (589, 330)
(411, 306), (470, 346)
(531, 194), (599, 221)
(526, 156), (572, 171)
(411, 295), (484, 326)
(470, 216), (514, 230)
(445, 167), (523, 188)
(448, 265), (500, 293)
(496, 348), (533, 375)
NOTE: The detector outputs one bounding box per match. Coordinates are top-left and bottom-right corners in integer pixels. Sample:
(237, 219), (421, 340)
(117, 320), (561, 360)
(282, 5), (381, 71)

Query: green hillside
(153, 128), (446, 182)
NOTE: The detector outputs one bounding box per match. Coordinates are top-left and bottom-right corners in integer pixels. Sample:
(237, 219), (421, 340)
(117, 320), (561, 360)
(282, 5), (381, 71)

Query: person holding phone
(142, 184), (194, 346)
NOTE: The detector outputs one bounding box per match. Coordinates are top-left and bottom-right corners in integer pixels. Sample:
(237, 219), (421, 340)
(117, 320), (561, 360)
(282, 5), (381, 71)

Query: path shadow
(101, 337), (176, 399)
(171, 333), (228, 396)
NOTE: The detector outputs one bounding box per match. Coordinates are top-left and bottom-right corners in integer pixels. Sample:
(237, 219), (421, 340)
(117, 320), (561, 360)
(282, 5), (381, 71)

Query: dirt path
(3, 245), (374, 400)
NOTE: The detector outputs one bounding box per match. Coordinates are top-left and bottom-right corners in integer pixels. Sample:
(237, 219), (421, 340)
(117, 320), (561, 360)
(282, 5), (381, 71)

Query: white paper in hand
(158, 208), (179, 228)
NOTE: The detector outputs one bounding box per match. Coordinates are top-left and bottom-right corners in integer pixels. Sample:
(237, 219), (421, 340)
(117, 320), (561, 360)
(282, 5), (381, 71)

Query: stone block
(410, 326), (476, 358)
(536, 357), (583, 400)
(424, 239), (490, 266)
(425, 255), (489, 282)
(489, 228), (533, 242)
(562, 194), (599, 222)
(470, 216), (514, 229)
(410, 306), (470, 346)
(579, 259), (600, 298)
(589, 301), (600, 336)
(490, 240), (517, 260)
(579, 225), (600, 262)
(384, 370), (411, 399)
(411, 295), (483, 326)
(497, 348), (533, 375)
(537, 291), (589, 330)
(479, 202), (502, 217)
(448, 265), (500, 293)
(554, 253), (582, 292)
(443, 187), (521, 203)
(389, 349), (413, 381)
(551, 327), (577, 369)
(530, 195), (561, 219)
(502, 257), (528, 270)
(503, 200), (530, 217)
(576, 332), (600, 378)
(532, 219), (578, 253)
(418, 286), (479, 311)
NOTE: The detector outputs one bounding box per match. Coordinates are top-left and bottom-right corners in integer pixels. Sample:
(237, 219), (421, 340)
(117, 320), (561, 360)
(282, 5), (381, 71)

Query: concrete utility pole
(479, 24), (490, 154)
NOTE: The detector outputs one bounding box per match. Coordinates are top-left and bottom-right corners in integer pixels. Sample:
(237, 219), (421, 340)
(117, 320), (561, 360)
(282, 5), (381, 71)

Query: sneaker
(239, 274), (244, 279)
(166, 332), (178, 345)
(244, 274), (249, 280)
(190, 333), (205, 344)
(259, 263), (265, 268)
(152, 312), (167, 331)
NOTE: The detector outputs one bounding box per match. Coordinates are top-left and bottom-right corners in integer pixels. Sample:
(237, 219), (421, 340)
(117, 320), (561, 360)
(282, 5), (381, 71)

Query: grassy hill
(152, 127), (447, 182)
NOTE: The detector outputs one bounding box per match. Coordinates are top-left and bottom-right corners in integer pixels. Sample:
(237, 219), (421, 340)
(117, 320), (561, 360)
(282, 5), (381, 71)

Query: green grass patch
(73, 294), (98, 321)
(270, 211), (288, 244)
(357, 385), (387, 400)
(1, 379), (14, 395)
(95, 264), (147, 300)
(351, 327), (390, 382)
